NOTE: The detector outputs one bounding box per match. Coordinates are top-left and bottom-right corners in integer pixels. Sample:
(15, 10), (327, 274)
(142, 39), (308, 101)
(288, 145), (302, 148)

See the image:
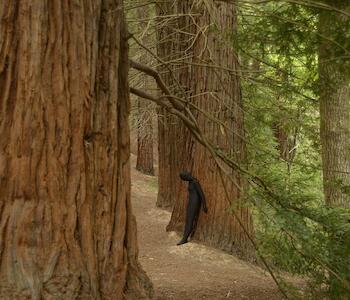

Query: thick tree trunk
(156, 108), (177, 209)
(318, 3), (350, 298)
(156, 2), (173, 209)
(318, 1), (350, 209)
(136, 6), (154, 176)
(155, 2), (189, 210)
(157, 1), (255, 258)
(0, 1), (152, 299)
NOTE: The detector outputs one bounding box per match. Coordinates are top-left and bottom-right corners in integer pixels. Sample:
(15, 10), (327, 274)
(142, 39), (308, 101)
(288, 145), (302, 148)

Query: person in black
(177, 171), (208, 245)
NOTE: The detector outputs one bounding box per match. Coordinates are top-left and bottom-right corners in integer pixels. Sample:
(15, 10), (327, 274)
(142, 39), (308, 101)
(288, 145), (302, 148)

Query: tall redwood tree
(155, 1), (190, 210)
(156, 1), (254, 258)
(136, 5), (155, 176)
(0, 1), (152, 299)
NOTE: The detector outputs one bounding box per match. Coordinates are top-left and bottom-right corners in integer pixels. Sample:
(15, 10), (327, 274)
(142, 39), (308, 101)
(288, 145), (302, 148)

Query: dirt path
(131, 155), (282, 300)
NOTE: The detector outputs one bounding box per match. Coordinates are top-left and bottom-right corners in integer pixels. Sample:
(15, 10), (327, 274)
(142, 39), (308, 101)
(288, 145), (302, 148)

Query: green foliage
(247, 148), (350, 298)
(234, 1), (350, 298)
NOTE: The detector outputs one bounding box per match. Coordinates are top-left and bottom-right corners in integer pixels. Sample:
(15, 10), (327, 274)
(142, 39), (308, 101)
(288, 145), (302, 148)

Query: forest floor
(130, 154), (285, 300)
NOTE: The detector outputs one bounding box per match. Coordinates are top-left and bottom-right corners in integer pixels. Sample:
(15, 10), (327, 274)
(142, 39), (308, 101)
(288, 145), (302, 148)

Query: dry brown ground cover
(131, 154), (284, 300)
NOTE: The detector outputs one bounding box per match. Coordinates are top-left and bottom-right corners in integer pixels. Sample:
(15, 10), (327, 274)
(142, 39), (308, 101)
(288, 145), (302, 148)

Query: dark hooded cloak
(177, 171), (208, 245)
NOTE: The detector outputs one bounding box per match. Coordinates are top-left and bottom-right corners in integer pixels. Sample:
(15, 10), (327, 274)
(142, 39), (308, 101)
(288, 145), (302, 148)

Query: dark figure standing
(177, 171), (208, 245)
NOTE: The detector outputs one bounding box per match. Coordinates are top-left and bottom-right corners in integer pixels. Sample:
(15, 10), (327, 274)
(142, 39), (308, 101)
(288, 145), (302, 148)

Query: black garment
(177, 171), (208, 245)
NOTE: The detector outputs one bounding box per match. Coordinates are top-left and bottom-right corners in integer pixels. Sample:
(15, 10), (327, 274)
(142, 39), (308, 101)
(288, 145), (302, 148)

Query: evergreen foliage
(236, 1), (350, 298)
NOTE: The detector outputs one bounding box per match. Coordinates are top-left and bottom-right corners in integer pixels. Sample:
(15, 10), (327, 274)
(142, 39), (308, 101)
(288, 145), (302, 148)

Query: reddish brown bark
(136, 120), (154, 176)
(0, 1), (152, 299)
(155, 1), (189, 210)
(136, 90), (154, 176)
(157, 1), (254, 258)
(135, 6), (155, 176)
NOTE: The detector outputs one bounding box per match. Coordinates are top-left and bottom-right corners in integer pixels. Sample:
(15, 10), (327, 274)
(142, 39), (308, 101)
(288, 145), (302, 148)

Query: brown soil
(131, 154), (283, 300)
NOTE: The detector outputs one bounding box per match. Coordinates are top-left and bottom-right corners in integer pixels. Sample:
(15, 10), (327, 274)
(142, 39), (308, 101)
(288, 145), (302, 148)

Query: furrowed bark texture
(155, 1), (171, 208)
(319, 5), (350, 299)
(135, 6), (154, 176)
(155, 1), (191, 210)
(136, 99), (154, 176)
(318, 1), (350, 209)
(157, 1), (254, 258)
(0, 1), (152, 299)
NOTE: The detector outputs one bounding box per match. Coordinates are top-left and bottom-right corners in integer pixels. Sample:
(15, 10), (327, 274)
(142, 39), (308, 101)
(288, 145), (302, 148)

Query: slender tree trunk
(157, 1), (255, 258)
(318, 1), (350, 209)
(272, 120), (298, 169)
(136, 6), (154, 176)
(0, 1), (152, 299)
(136, 99), (154, 175)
